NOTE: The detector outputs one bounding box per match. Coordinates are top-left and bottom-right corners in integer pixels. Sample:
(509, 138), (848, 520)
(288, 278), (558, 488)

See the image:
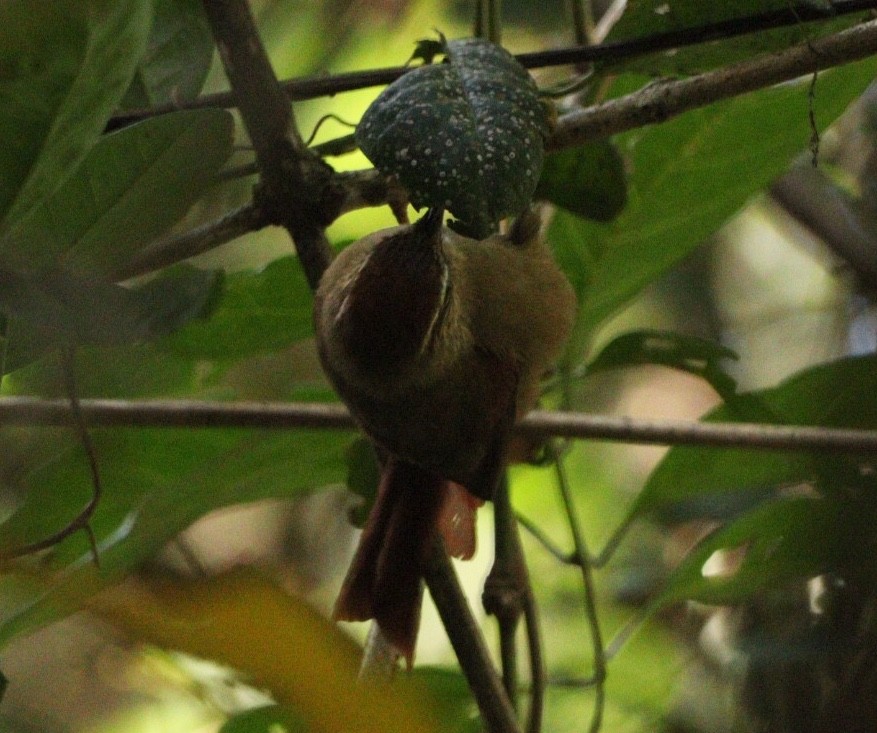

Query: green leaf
(535, 141), (627, 222)
(3, 109), (234, 275)
(0, 266), (222, 372)
(606, 1), (851, 74)
(120, 0), (214, 109)
(0, 425), (352, 646)
(345, 437), (381, 526)
(402, 668), (481, 733)
(550, 57), (877, 357)
(220, 705), (308, 733)
(0, 2), (87, 218)
(163, 256), (313, 359)
(587, 329), (739, 400)
(356, 37), (549, 237)
(629, 354), (877, 523)
(654, 497), (844, 609)
(0, 0), (153, 230)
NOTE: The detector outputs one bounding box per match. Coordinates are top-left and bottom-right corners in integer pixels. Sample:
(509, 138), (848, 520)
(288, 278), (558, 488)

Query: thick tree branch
(201, 0), (337, 289)
(771, 164), (877, 291)
(4, 397), (877, 453)
(424, 536), (521, 733)
(549, 18), (877, 149)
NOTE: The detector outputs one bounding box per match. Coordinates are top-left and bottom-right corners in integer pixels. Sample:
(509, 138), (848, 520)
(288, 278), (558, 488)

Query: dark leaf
(345, 437), (381, 527)
(0, 266), (222, 372)
(629, 355), (877, 523)
(163, 255), (313, 359)
(654, 497), (844, 609)
(0, 0), (152, 228)
(120, 0), (213, 109)
(535, 141), (627, 222)
(587, 329), (739, 400)
(606, 1), (850, 75)
(2, 109), (234, 276)
(356, 37), (549, 237)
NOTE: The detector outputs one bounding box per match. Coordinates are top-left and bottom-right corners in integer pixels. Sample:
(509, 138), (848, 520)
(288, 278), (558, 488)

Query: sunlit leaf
(93, 571), (440, 733)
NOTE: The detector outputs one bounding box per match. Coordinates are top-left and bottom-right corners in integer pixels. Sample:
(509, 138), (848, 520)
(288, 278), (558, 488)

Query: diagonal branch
(549, 17), (877, 149)
(201, 0), (337, 289)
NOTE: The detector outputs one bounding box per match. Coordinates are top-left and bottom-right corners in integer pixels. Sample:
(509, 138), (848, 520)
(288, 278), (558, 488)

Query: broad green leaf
(356, 37), (549, 237)
(629, 354), (877, 523)
(0, 425), (351, 646)
(403, 668), (481, 733)
(587, 329), (739, 400)
(3, 343), (201, 400)
(535, 141), (627, 222)
(3, 109), (234, 275)
(0, 0), (153, 231)
(550, 57), (877, 358)
(120, 0), (214, 109)
(654, 497), (845, 608)
(0, 266), (222, 372)
(0, 2), (88, 217)
(163, 256), (313, 359)
(607, 1), (852, 74)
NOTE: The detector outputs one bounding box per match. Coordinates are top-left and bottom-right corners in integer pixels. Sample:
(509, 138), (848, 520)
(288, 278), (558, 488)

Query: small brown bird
(314, 208), (575, 662)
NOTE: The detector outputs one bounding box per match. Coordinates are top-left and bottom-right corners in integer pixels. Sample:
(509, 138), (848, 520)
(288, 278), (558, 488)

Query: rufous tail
(333, 457), (478, 665)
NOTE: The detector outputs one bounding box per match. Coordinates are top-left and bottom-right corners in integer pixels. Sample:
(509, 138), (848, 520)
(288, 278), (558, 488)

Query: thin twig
(549, 441), (606, 733)
(568, 0), (596, 46)
(6, 398), (877, 454)
(423, 535), (522, 733)
(490, 481), (548, 733)
(520, 557), (546, 733)
(201, 0), (336, 289)
(484, 476), (524, 710)
(113, 202), (265, 280)
(517, 512), (578, 566)
(109, 0), (877, 126)
(0, 348), (103, 562)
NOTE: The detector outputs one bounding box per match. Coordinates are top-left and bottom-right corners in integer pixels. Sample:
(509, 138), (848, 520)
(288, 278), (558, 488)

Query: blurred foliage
(0, 1), (876, 733)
